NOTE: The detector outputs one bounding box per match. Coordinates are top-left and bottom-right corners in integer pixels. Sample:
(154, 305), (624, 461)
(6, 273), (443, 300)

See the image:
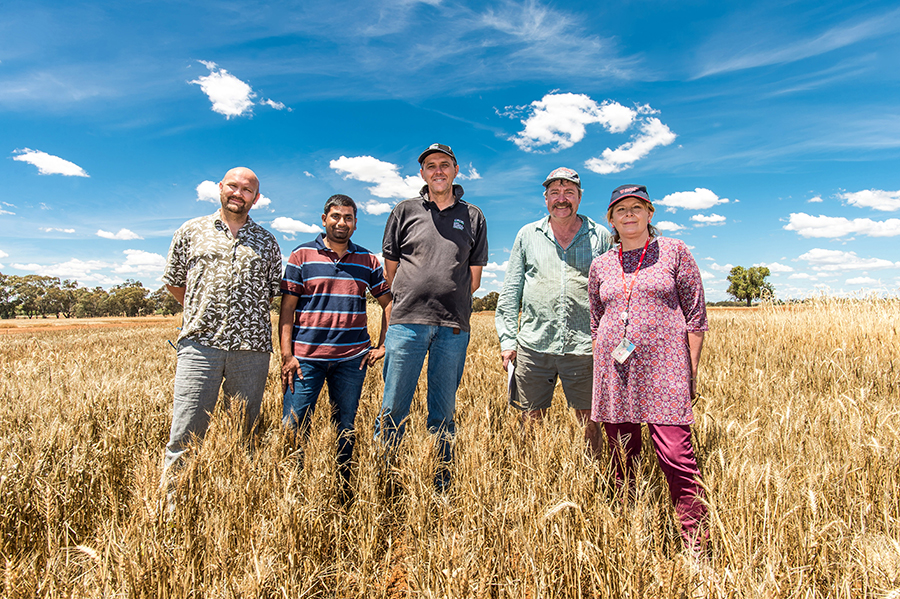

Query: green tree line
(0, 273), (182, 319)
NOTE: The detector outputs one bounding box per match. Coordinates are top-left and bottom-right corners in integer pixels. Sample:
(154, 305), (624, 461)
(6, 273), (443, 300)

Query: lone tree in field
(727, 266), (775, 307)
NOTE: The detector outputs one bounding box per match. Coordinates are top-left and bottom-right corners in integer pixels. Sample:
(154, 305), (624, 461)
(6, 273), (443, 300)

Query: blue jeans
(283, 355), (367, 471)
(376, 324), (469, 469)
(164, 338), (270, 474)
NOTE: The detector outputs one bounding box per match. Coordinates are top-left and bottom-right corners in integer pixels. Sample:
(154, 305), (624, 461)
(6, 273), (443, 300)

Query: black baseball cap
(418, 143), (457, 165)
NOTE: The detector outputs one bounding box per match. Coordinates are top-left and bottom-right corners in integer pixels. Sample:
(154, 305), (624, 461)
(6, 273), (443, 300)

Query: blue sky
(3, 0), (899, 301)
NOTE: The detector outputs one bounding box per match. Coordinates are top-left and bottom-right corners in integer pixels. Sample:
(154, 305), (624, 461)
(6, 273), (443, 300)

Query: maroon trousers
(603, 422), (708, 550)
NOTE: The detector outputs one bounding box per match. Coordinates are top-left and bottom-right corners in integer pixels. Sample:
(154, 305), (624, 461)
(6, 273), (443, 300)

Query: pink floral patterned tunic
(588, 237), (707, 425)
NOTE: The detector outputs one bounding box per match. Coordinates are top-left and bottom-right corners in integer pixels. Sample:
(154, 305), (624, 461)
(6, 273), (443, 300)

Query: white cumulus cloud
(262, 99), (289, 111)
(798, 248), (898, 272)
(690, 213), (726, 225)
(361, 200), (393, 216)
(456, 163), (482, 181)
(658, 188), (729, 211)
(11, 258), (112, 279)
(97, 228), (142, 240)
(485, 261), (509, 272)
(0, 249), (8, 258)
(507, 93), (637, 152)
(654, 221), (685, 232)
(709, 262), (734, 273)
(271, 217), (322, 235)
(784, 213), (900, 238)
(190, 61), (255, 118)
(252, 194), (272, 211)
(808, 196), (823, 203)
(846, 276), (878, 285)
(39, 227), (75, 233)
(113, 250), (166, 274)
(196, 180), (220, 202)
(754, 262), (794, 273)
(12, 149), (89, 177)
(584, 117), (676, 175)
(839, 189), (900, 211)
(330, 155), (422, 199)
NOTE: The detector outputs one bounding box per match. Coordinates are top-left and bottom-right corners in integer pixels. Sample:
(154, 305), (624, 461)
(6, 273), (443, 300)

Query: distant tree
(14, 274), (57, 318)
(75, 287), (109, 318)
(480, 291), (500, 312)
(40, 279), (79, 318)
(149, 286), (182, 315)
(108, 279), (152, 317)
(0, 273), (21, 319)
(727, 266), (775, 307)
(472, 297), (484, 312)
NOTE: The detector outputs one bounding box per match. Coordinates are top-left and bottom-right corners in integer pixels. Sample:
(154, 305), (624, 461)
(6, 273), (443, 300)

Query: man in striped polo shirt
(279, 194), (392, 496)
(495, 167), (611, 456)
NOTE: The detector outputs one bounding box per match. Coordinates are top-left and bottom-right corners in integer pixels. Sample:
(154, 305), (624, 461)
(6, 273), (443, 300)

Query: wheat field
(1, 298), (899, 598)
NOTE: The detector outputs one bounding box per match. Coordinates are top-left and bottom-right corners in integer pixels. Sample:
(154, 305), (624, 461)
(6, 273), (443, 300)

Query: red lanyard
(619, 237), (650, 306)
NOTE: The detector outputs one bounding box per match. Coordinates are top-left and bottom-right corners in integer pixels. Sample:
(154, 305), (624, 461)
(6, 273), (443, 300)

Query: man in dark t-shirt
(376, 143), (488, 492)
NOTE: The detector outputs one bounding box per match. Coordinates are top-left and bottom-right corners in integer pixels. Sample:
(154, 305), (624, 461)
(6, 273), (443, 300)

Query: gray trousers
(163, 338), (271, 474)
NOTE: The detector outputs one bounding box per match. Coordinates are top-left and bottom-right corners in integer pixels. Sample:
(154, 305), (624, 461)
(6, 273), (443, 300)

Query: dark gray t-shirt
(382, 186), (488, 331)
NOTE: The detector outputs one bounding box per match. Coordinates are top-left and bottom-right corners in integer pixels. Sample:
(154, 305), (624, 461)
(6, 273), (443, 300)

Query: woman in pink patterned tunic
(588, 184), (709, 555)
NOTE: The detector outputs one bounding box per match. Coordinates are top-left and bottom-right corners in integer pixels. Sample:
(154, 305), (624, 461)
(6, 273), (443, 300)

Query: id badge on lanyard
(613, 238), (650, 364)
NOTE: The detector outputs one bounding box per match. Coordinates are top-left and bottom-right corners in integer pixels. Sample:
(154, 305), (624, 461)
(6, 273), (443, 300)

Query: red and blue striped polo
(281, 235), (390, 361)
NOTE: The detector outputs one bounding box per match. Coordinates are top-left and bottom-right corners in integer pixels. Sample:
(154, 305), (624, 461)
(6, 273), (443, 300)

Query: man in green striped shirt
(495, 167), (611, 454)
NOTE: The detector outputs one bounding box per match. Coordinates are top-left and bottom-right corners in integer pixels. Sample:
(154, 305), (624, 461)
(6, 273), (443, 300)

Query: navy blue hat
(609, 184), (651, 209)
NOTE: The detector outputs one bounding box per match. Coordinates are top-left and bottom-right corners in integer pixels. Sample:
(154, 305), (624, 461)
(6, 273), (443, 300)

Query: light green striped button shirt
(495, 215), (611, 355)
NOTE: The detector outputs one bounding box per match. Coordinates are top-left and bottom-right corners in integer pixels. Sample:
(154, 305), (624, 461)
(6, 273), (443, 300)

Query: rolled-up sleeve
(495, 231), (526, 352)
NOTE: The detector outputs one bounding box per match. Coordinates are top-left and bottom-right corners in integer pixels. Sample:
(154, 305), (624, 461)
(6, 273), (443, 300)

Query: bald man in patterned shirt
(161, 167), (281, 484)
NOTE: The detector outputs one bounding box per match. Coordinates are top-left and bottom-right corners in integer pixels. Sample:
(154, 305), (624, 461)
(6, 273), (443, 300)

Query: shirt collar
(420, 184), (465, 210)
(315, 233), (357, 256)
(538, 214), (589, 242)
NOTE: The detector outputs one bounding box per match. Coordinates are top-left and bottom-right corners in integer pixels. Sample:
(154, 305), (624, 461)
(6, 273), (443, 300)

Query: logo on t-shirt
(453, 218), (465, 231)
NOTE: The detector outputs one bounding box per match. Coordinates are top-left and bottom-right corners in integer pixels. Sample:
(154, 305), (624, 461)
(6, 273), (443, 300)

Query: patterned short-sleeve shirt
(163, 211), (282, 352)
(588, 237), (707, 425)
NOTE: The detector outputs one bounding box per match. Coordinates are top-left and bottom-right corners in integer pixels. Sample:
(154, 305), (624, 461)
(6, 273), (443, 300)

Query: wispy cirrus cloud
(330, 155), (422, 199)
(695, 8), (900, 78)
(97, 228), (142, 240)
(39, 227), (75, 234)
(784, 213), (900, 238)
(12, 148), (88, 177)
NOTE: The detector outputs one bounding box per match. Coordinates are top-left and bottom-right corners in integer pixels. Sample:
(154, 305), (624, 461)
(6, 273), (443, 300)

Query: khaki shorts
(512, 346), (592, 412)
